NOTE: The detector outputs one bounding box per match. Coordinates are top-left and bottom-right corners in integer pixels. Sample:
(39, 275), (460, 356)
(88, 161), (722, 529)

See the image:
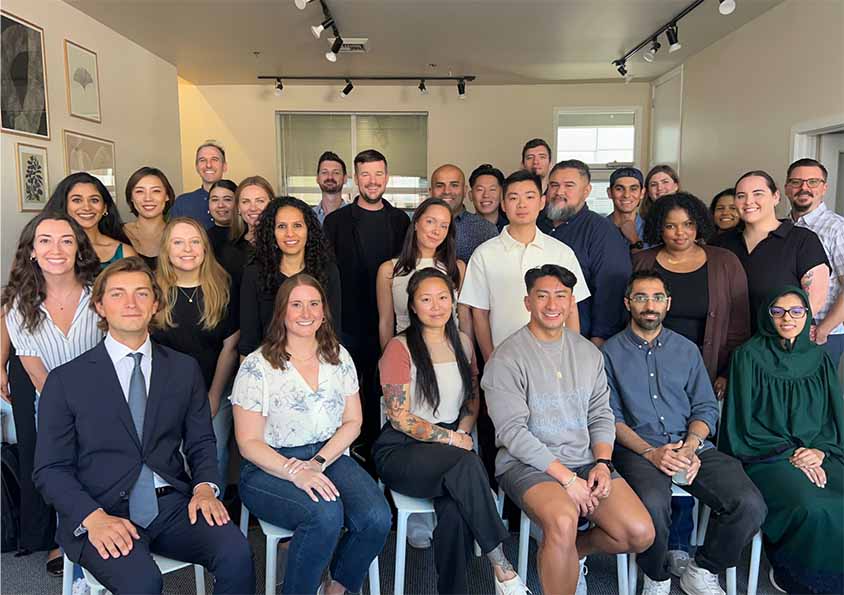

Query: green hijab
(721, 287), (844, 463)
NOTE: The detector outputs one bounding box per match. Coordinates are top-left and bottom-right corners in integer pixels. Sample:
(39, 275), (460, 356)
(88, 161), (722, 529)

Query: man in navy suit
(34, 257), (254, 594)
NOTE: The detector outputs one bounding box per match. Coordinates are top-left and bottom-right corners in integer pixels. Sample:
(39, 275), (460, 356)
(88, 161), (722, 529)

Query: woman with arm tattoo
(372, 268), (528, 595)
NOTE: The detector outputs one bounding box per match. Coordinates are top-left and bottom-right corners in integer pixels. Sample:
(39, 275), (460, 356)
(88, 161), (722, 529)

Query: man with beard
(323, 149), (410, 454)
(312, 151), (349, 225)
(430, 163), (498, 263)
(602, 270), (766, 595)
(786, 158), (844, 366)
(538, 160), (631, 346)
(521, 139), (553, 193)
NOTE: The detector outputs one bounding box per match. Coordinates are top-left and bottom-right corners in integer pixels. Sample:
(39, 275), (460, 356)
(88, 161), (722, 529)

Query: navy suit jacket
(33, 340), (217, 560)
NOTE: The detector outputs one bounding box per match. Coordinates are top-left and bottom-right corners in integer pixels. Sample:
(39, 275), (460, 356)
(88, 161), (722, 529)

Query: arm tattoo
(486, 545), (515, 573)
(458, 376), (480, 421)
(383, 383), (449, 443)
(802, 270), (814, 289)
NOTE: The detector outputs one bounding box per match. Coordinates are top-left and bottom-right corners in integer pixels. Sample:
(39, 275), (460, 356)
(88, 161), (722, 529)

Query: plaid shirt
(794, 203), (844, 334)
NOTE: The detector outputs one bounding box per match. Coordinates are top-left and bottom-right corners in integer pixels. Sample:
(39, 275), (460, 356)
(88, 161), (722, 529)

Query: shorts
(497, 458), (620, 510)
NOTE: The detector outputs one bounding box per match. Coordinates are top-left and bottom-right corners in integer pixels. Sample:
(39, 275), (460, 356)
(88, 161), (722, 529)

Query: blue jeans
(240, 441), (391, 594)
(821, 333), (844, 370)
(212, 394), (233, 488)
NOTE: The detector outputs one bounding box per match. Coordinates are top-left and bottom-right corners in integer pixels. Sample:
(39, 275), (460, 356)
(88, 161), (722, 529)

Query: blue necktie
(127, 352), (159, 528)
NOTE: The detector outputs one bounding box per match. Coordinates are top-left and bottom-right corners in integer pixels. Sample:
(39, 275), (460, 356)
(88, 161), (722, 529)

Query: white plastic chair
(697, 505), (764, 595)
(62, 553), (206, 595)
(240, 505), (381, 595)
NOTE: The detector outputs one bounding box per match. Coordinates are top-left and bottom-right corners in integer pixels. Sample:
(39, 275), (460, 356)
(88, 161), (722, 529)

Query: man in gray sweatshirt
(483, 264), (654, 595)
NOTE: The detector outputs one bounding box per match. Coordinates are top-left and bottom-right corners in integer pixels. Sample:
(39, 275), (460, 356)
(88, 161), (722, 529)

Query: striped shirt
(794, 203), (844, 335)
(5, 287), (104, 376)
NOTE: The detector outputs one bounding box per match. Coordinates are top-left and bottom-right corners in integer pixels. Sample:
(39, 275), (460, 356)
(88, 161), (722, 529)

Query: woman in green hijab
(722, 286), (843, 594)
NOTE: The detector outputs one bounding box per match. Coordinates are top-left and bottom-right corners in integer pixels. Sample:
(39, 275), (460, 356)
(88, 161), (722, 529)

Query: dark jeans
(76, 490), (255, 594)
(614, 445), (767, 581)
(373, 423), (510, 595)
(346, 338), (382, 464)
(239, 441), (391, 595)
(668, 497), (695, 553)
(822, 334), (844, 370)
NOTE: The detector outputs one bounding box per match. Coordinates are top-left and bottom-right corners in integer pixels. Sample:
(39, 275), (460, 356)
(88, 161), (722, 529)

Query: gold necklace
(530, 330), (565, 380)
(177, 286), (199, 303)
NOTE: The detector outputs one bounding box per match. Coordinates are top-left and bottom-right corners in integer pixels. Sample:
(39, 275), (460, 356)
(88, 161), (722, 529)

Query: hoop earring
(104, 209), (108, 216)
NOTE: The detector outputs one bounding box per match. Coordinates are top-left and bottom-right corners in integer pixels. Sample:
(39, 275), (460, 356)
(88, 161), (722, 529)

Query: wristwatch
(595, 458), (615, 473)
(312, 455), (327, 472)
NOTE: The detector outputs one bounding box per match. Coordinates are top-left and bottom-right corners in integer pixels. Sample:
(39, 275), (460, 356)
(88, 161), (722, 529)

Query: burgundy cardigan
(632, 244), (751, 382)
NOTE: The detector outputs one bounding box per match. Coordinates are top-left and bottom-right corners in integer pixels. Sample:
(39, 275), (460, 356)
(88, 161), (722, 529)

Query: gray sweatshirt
(482, 326), (616, 477)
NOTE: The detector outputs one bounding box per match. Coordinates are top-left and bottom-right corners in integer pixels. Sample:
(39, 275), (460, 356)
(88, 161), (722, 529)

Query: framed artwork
(63, 129), (116, 197)
(16, 143), (50, 211)
(1, 11), (50, 139)
(64, 40), (101, 123)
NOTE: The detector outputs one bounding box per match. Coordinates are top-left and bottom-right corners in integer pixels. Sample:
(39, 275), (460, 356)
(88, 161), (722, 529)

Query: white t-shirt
(458, 226), (589, 348)
(230, 346), (359, 447)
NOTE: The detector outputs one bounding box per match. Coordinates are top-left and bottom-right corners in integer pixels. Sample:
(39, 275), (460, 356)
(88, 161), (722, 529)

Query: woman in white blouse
(232, 274), (390, 595)
(1, 211), (102, 576)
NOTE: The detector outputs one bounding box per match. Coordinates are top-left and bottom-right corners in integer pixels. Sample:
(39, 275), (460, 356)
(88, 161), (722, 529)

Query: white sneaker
(642, 575), (672, 595)
(407, 512), (434, 549)
(679, 560), (726, 595)
(71, 578), (91, 595)
(667, 549), (691, 576)
(575, 557), (588, 595)
(494, 574), (531, 595)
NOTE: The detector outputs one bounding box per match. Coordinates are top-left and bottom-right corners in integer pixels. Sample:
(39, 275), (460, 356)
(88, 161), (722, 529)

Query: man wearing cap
(607, 167), (651, 252)
(469, 164), (508, 232)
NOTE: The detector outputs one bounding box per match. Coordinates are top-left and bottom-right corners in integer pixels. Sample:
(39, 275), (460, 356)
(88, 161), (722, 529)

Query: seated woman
(44, 172), (137, 269)
(232, 274), (390, 595)
(722, 287), (843, 594)
(374, 268), (528, 595)
(152, 218), (239, 487)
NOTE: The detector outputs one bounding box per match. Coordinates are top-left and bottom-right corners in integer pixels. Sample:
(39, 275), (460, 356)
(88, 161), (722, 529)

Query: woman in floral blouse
(231, 274), (391, 595)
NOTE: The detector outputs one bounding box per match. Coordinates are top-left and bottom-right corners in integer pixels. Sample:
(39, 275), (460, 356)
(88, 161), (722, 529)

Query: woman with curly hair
(238, 196), (341, 358)
(44, 172), (137, 269)
(1, 211), (102, 576)
(123, 166), (176, 269)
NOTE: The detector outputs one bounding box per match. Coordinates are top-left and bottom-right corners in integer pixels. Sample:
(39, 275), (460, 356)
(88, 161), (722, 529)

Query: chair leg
(239, 505), (250, 537)
(690, 497), (699, 548)
(368, 554), (381, 595)
(698, 504), (711, 547)
(747, 532), (762, 595)
(628, 553), (638, 595)
(616, 553), (629, 595)
(194, 564), (206, 595)
(725, 566), (737, 595)
(265, 535), (281, 595)
(517, 511), (530, 579)
(394, 510), (410, 595)
(62, 555), (74, 595)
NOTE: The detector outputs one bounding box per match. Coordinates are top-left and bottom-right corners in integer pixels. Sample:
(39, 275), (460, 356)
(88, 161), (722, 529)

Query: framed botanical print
(64, 40), (101, 123)
(16, 143), (50, 211)
(1, 11), (50, 139)
(63, 129), (116, 197)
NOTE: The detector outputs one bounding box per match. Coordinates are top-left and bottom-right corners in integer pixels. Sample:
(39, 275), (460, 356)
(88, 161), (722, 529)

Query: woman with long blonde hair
(152, 217), (239, 485)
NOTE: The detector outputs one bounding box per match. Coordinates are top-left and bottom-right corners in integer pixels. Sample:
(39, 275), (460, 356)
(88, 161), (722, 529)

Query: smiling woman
(123, 166), (176, 269)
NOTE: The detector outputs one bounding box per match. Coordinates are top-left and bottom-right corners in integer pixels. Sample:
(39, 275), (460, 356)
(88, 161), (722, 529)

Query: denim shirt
(170, 187), (214, 229)
(601, 326), (719, 449)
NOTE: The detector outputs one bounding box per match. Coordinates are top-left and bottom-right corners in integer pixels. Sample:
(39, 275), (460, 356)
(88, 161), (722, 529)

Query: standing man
(169, 141), (228, 229)
(786, 158), (844, 366)
(430, 163), (498, 263)
(313, 151), (349, 225)
(33, 258), (255, 594)
(538, 160), (631, 346)
(607, 167), (650, 251)
(469, 163), (508, 232)
(603, 270), (766, 595)
(459, 169), (589, 363)
(323, 149), (410, 452)
(521, 138), (553, 193)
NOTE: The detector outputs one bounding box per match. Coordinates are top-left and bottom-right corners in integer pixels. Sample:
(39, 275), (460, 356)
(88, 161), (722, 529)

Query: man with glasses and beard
(602, 270), (766, 595)
(313, 151), (349, 225)
(785, 158), (844, 367)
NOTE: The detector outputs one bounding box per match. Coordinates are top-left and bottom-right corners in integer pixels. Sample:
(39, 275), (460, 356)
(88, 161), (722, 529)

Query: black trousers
(8, 351), (56, 552)
(76, 490), (255, 595)
(614, 445), (767, 581)
(373, 423), (509, 595)
(346, 337), (382, 462)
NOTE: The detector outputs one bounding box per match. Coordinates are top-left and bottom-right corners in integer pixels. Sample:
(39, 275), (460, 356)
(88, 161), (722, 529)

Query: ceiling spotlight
(294, 0), (314, 9)
(457, 78), (466, 99)
(666, 24), (682, 53)
(643, 39), (661, 63)
(325, 37), (343, 62)
(418, 80), (428, 95)
(616, 61), (628, 77)
(719, 0), (736, 15)
(274, 78), (284, 96)
(311, 17), (334, 39)
(340, 79), (354, 98)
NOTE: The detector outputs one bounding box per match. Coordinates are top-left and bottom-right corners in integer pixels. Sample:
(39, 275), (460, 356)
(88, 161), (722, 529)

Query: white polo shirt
(458, 226), (590, 348)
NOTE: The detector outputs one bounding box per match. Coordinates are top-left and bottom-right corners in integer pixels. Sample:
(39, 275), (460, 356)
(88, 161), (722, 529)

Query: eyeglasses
(628, 294), (669, 304)
(785, 178), (826, 189)
(768, 306), (807, 319)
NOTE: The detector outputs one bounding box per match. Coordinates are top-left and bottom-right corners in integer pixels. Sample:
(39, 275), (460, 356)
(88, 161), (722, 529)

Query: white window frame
(551, 105), (644, 173)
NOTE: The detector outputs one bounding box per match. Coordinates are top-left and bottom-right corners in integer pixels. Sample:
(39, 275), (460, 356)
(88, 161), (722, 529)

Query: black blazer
(33, 340), (217, 560)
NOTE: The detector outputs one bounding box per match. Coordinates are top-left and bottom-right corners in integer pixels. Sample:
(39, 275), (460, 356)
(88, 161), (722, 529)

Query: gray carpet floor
(0, 528), (778, 595)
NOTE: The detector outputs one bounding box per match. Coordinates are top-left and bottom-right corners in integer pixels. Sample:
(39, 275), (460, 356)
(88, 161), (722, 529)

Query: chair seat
(79, 554), (200, 592)
(257, 518), (295, 540)
(390, 489), (435, 513)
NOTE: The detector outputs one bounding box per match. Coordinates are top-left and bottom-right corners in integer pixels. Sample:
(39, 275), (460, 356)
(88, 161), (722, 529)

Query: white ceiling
(65, 0), (784, 85)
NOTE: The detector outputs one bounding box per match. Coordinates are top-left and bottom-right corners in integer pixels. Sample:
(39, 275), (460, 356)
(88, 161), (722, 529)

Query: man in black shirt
(323, 149), (410, 454)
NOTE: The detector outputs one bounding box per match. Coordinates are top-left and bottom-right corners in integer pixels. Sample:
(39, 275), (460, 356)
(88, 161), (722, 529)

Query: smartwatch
(312, 455), (327, 472)
(630, 240), (644, 251)
(595, 458), (615, 473)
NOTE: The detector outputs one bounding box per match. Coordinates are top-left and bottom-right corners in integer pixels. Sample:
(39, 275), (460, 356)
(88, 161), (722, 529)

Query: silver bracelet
(448, 431), (454, 446)
(561, 473), (577, 489)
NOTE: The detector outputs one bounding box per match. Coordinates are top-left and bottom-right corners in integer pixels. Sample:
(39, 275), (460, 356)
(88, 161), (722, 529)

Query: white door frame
(790, 114), (844, 161)
(649, 65), (684, 174)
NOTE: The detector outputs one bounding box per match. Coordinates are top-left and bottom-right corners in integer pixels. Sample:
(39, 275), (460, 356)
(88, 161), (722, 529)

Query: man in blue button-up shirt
(602, 270), (765, 595)
(169, 141), (228, 229)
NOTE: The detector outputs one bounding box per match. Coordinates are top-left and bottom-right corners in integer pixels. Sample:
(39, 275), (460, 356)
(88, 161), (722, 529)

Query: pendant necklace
(531, 331), (565, 381)
(178, 286), (199, 303)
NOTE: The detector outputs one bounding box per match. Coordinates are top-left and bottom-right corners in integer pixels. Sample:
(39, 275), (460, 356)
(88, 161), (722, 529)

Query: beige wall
(680, 0), (844, 202)
(0, 0), (181, 281)
(178, 79), (651, 193)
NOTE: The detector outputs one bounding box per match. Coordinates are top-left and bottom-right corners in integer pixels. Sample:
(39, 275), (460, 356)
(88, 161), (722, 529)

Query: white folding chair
(240, 504), (381, 595)
(697, 505), (764, 595)
(62, 553), (206, 595)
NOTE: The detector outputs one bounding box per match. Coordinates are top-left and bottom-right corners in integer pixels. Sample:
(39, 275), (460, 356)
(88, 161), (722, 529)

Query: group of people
(0, 136), (841, 595)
